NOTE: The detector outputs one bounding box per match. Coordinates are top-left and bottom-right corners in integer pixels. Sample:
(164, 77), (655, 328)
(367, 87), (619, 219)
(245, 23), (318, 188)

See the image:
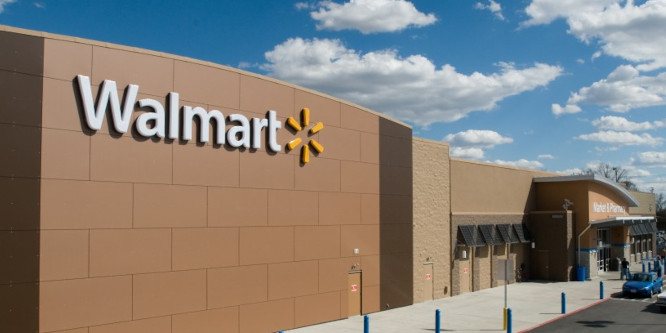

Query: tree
(579, 163), (638, 190)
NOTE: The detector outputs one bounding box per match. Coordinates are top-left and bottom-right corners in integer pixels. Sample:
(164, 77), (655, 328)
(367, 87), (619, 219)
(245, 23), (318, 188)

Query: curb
(517, 297), (611, 332)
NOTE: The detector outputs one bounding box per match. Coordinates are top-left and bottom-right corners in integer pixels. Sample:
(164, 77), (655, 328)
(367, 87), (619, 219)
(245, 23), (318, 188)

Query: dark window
(458, 225), (486, 247)
(479, 225), (504, 246)
(497, 224), (519, 244)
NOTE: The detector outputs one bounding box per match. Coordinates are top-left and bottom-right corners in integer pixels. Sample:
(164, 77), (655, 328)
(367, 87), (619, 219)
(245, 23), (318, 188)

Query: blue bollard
(648, 262), (652, 272)
(642, 262), (646, 272)
(600, 281), (604, 299)
(435, 309), (441, 333)
(364, 315), (369, 333)
(561, 292), (566, 314)
(507, 308), (512, 333)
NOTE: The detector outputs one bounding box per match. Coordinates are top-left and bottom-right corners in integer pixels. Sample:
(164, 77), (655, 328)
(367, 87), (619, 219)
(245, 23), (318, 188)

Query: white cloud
(576, 58), (585, 64)
(34, 2), (45, 9)
(524, 0), (666, 70)
(0, 0), (16, 13)
(309, 0), (437, 34)
(552, 103), (581, 116)
(475, 0), (505, 20)
(592, 115), (665, 131)
(263, 38), (563, 126)
(538, 154), (555, 159)
(555, 167), (585, 175)
(591, 51), (602, 61)
(491, 159), (545, 169)
(577, 130), (663, 146)
(638, 151), (666, 166)
(444, 130), (513, 159)
(556, 65), (666, 114)
(295, 2), (312, 10)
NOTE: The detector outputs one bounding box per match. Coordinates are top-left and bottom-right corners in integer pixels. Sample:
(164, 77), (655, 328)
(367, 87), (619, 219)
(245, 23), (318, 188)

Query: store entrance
(597, 228), (611, 271)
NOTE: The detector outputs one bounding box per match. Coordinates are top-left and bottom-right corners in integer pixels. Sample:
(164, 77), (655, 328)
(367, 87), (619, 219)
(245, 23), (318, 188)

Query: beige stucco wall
(628, 190), (656, 216)
(412, 138), (450, 302)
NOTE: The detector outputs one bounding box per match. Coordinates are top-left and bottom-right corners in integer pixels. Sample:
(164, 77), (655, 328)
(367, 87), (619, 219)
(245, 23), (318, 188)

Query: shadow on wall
(0, 31), (43, 333)
(378, 117), (414, 310)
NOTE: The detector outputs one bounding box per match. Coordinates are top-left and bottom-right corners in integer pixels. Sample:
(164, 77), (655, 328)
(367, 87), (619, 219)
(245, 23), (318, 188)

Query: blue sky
(2, 0), (666, 195)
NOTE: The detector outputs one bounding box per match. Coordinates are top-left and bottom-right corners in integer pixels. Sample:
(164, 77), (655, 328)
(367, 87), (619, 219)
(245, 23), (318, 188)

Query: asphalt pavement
(285, 262), (661, 333)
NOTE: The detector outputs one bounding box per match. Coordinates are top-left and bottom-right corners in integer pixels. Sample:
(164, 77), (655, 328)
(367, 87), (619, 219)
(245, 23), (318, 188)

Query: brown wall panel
(39, 276), (132, 332)
(341, 161), (379, 194)
(268, 260), (319, 300)
(172, 307), (239, 333)
(41, 77), (87, 132)
(90, 135), (172, 184)
(340, 225), (380, 257)
(0, 71), (43, 126)
(318, 257), (357, 293)
(41, 179), (132, 229)
(362, 285), (381, 314)
(295, 291), (341, 328)
(0, 31), (43, 75)
(208, 265), (268, 309)
(91, 46), (173, 96)
(295, 226), (341, 261)
(239, 152), (295, 190)
(173, 143), (240, 187)
(0, 282), (39, 333)
(208, 187), (268, 227)
(0, 230), (39, 284)
(132, 270), (206, 319)
(239, 298), (294, 333)
(40, 230), (89, 281)
(294, 90), (341, 127)
(240, 75), (294, 116)
(133, 183), (207, 228)
(294, 157), (341, 192)
(43, 39), (92, 81)
(268, 190), (318, 226)
(319, 126), (361, 161)
(41, 128), (90, 180)
(89, 317), (171, 333)
(172, 227), (239, 270)
(360, 133), (380, 164)
(340, 104), (379, 134)
(239, 227), (294, 265)
(379, 194), (413, 224)
(174, 61), (240, 109)
(0, 177), (40, 230)
(361, 194), (380, 225)
(89, 229), (171, 277)
(0, 124), (41, 178)
(361, 255), (380, 287)
(319, 192), (361, 225)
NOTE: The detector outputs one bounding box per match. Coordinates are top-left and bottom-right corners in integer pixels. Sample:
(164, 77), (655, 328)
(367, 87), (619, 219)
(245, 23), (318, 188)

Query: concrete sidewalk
(285, 265), (650, 333)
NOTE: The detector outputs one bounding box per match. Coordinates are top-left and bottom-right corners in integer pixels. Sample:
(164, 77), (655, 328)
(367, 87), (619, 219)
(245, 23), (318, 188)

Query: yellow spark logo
(286, 108), (324, 164)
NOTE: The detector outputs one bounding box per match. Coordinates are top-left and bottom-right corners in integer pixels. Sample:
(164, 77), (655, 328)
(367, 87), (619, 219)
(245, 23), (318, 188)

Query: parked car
(657, 291), (666, 313)
(622, 272), (663, 297)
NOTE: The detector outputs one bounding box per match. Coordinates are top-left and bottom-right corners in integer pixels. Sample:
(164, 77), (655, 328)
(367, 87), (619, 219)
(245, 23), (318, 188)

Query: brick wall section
(412, 138), (450, 302)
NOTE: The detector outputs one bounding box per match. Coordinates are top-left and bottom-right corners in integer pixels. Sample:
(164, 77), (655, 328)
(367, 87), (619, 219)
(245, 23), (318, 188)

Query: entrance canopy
(589, 216), (656, 235)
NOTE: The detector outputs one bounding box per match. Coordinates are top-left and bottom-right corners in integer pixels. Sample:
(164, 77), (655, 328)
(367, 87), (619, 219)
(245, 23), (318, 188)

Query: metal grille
(458, 225), (486, 247)
(630, 224), (642, 236)
(646, 222), (657, 234)
(513, 224), (531, 243)
(638, 223), (649, 235)
(479, 224), (503, 245)
(497, 224), (519, 244)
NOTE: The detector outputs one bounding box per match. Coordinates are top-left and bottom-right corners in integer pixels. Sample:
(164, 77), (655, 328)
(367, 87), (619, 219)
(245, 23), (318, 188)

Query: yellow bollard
(503, 307), (507, 330)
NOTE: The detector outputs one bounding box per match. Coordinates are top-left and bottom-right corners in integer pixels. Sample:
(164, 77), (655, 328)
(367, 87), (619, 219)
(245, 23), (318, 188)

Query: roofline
(533, 174), (639, 207)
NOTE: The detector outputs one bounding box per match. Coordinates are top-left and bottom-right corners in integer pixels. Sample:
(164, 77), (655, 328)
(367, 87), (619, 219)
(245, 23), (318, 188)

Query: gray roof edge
(533, 174), (639, 207)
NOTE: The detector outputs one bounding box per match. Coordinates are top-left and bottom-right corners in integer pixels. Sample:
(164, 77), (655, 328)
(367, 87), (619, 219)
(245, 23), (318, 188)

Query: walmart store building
(0, 26), (658, 333)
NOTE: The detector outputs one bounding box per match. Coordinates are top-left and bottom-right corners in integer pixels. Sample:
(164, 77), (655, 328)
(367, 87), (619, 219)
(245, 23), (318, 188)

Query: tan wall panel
(294, 157), (341, 192)
(173, 143), (239, 187)
(361, 194), (379, 225)
(0, 124), (41, 178)
(172, 307), (239, 333)
(240, 75), (294, 115)
(89, 229), (171, 277)
(90, 135), (172, 184)
(361, 255), (380, 286)
(92, 46), (173, 96)
(208, 187), (268, 227)
(239, 227), (294, 265)
(341, 161), (379, 194)
(89, 317), (171, 333)
(341, 225), (380, 256)
(268, 260), (318, 300)
(41, 128), (90, 180)
(239, 298), (294, 333)
(295, 226), (341, 261)
(39, 276), (132, 332)
(0, 71), (43, 126)
(132, 270), (206, 319)
(50, 328), (89, 333)
(239, 152), (295, 190)
(319, 192), (361, 225)
(319, 126), (361, 161)
(172, 228), (239, 270)
(0, 177), (39, 230)
(340, 104), (378, 134)
(295, 90), (341, 127)
(133, 183), (207, 228)
(295, 291), (341, 328)
(268, 190), (318, 226)
(41, 179), (133, 229)
(44, 39), (92, 80)
(318, 257), (357, 293)
(174, 61), (240, 108)
(40, 230), (89, 281)
(208, 265), (268, 309)
(0, 31), (43, 76)
(41, 77), (86, 131)
(360, 133), (379, 164)
(362, 285), (380, 314)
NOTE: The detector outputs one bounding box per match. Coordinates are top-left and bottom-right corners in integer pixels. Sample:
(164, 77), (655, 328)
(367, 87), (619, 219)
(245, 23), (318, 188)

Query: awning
(479, 225), (503, 246)
(497, 224), (519, 244)
(589, 216), (655, 229)
(458, 225), (486, 247)
(513, 224), (531, 243)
